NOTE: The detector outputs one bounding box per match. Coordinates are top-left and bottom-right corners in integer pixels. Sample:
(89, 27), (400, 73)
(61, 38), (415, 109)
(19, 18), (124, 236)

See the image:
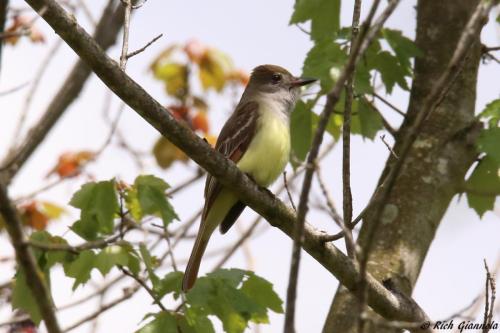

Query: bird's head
(245, 64), (316, 104)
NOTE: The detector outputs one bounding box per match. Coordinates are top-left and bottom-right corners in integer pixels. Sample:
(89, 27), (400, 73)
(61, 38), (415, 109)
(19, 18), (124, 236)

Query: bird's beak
(290, 77), (317, 88)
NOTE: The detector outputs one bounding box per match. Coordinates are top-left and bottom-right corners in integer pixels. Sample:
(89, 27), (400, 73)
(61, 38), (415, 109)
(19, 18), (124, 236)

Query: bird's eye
(271, 73), (282, 84)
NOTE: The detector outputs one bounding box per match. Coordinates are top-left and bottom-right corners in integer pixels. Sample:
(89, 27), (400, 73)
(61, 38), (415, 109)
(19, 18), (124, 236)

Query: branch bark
(0, 182), (61, 333)
(323, 1), (488, 332)
(23, 0), (430, 325)
(0, 0), (8, 76)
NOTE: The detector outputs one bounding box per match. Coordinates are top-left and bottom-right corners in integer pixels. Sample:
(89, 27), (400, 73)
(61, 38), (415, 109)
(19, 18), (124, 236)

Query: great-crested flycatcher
(182, 64), (316, 291)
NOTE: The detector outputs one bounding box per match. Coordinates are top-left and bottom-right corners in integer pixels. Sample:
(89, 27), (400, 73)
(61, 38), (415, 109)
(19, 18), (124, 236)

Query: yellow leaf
(153, 62), (188, 98)
(198, 49), (234, 92)
(40, 201), (66, 220)
(124, 187), (142, 222)
(152, 137), (188, 169)
(150, 44), (181, 70)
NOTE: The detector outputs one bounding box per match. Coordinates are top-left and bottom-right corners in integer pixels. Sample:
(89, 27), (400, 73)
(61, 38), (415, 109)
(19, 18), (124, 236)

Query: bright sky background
(0, 1), (499, 332)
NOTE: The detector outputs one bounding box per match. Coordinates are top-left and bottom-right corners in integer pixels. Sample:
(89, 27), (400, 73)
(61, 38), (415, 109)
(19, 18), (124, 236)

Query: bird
(182, 64), (316, 291)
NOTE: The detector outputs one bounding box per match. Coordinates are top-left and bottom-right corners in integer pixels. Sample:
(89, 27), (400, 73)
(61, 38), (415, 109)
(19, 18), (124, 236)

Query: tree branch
(357, 0), (495, 322)
(0, 0), (125, 184)
(23, 0), (430, 325)
(0, 0), (8, 76)
(0, 182), (61, 333)
(118, 0), (131, 70)
(285, 1), (400, 330)
(341, 0), (362, 260)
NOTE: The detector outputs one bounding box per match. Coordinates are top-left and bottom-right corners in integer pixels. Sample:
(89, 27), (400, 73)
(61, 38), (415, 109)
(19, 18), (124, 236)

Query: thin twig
(315, 164), (349, 238)
(284, 1), (399, 331)
(0, 81), (30, 96)
(24, 0), (431, 324)
(28, 233), (126, 254)
(126, 33), (162, 59)
(482, 260), (496, 333)
(119, 0), (132, 70)
(95, 103), (124, 156)
(0, 0), (126, 184)
(481, 44), (500, 53)
(119, 266), (167, 311)
(380, 134), (398, 159)
(166, 169), (204, 197)
(8, 35), (63, 154)
(371, 92), (406, 117)
(357, 2), (495, 332)
(341, 0), (362, 262)
(363, 96), (397, 136)
(62, 285), (139, 333)
(283, 171), (297, 211)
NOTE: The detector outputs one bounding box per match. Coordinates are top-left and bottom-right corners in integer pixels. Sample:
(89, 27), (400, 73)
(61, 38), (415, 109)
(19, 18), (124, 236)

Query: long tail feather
(182, 232), (209, 291)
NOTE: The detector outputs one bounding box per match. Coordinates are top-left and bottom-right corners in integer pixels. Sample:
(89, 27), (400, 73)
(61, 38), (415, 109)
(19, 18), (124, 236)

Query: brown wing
(202, 101), (259, 228)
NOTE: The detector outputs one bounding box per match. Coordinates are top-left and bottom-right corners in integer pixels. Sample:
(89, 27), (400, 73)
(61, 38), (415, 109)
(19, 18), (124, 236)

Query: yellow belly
(237, 110), (290, 187)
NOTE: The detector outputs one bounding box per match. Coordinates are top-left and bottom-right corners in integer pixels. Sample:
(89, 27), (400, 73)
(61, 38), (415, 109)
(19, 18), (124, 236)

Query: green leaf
(207, 268), (247, 288)
(371, 51), (410, 93)
(465, 156), (500, 217)
(156, 271), (183, 299)
(136, 311), (178, 333)
(12, 270), (42, 324)
(139, 243), (160, 288)
(95, 245), (129, 276)
(216, 284), (263, 327)
(290, 0), (341, 41)
(179, 308), (215, 333)
(185, 269), (284, 332)
(354, 65), (373, 94)
(352, 99), (384, 140)
(70, 180), (118, 241)
(186, 277), (214, 309)
(302, 40), (347, 91)
(135, 175), (179, 228)
(291, 100), (313, 166)
(326, 113), (342, 140)
(382, 28), (422, 70)
(30, 231), (74, 268)
(479, 99), (500, 128)
(477, 128), (500, 164)
(64, 250), (97, 290)
(241, 274), (283, 314)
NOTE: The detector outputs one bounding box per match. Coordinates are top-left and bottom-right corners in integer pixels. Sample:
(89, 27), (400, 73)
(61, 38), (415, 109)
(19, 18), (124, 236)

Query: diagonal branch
(0, 0), (125, 184)
(22, 0), (430, 325)
(0, 182), (61, 333)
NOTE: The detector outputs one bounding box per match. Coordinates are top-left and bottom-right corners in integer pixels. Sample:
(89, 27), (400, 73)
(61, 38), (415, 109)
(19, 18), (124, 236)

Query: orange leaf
(47, 151), (95, 179)
(169, 105), (190, 121)
(226, 68), (250, 86)
(184, 39), (207, 64)
(4, 15), (45, 45)
(19, 202), (49, 231)
(192, 111), (209, 134)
